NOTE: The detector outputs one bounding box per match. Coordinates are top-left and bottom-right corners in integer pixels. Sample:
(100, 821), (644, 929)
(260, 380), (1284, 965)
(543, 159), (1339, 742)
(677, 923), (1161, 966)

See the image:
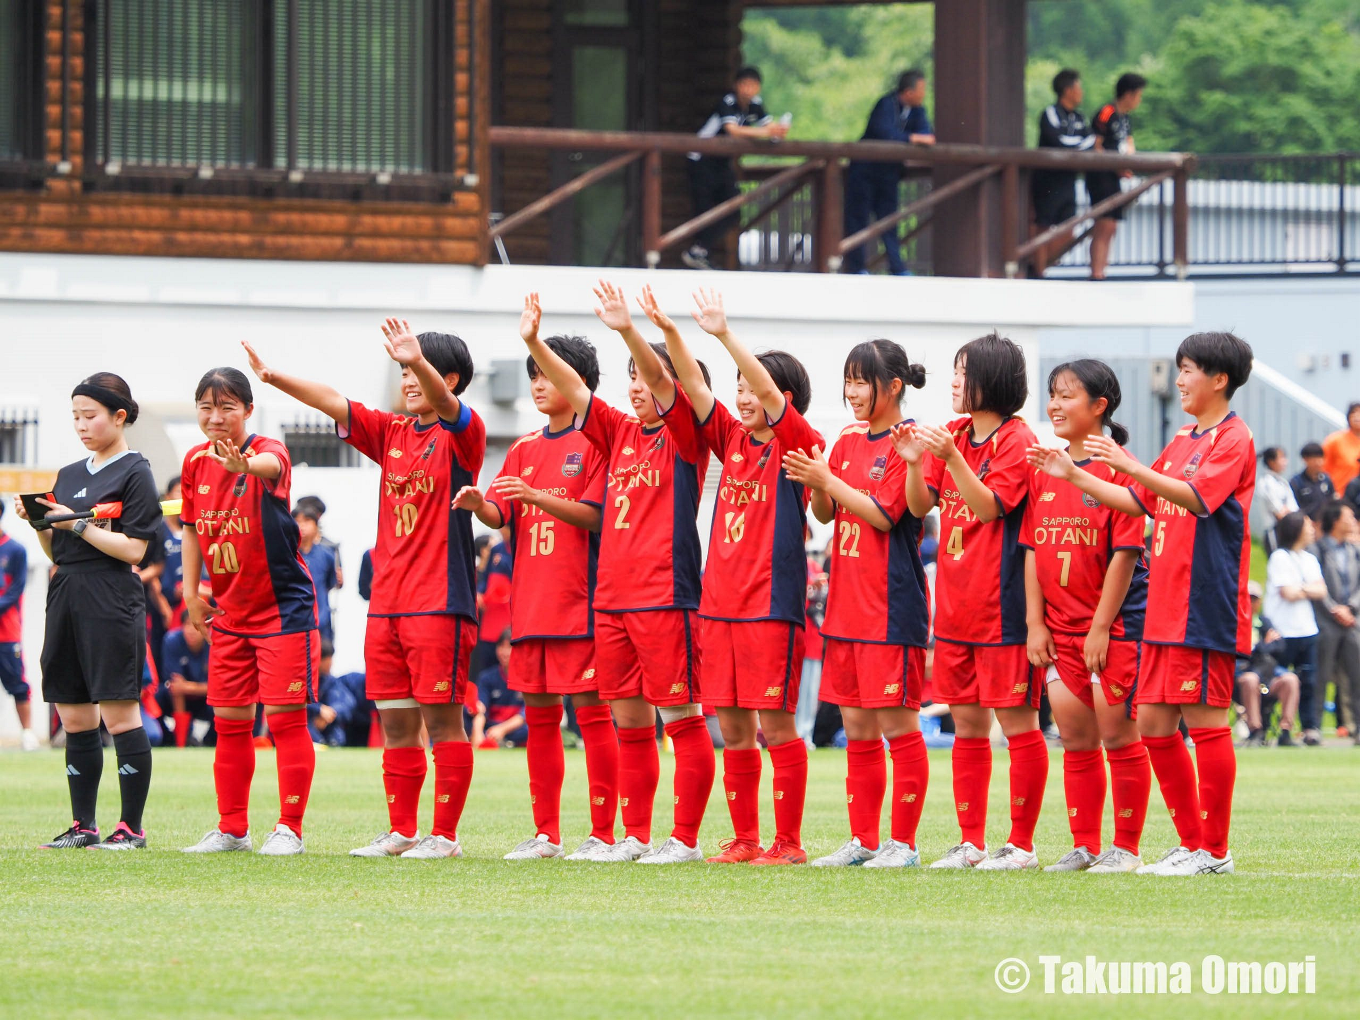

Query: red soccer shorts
(1137, 642), (1234, 708)
(932, 639), (1038, 709)
(821, 638), (924, 710)
(208, 628), (319, 708)
(1043, 633), (1140, 716)
(508, 637), (597, 695)
(594, 609), (700, 707)
(701, 618), (803, 711)
(365, 613), (475, 705)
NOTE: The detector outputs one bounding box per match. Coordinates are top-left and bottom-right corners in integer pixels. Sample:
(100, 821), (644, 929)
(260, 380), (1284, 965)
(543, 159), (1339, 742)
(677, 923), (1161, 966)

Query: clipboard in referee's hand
(19, 491), (56, 529)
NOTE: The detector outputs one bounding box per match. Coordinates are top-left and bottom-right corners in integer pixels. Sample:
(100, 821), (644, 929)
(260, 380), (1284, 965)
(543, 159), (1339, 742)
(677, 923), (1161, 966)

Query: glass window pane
(570, 45), (629, 265)
(564, 0), (630, 28)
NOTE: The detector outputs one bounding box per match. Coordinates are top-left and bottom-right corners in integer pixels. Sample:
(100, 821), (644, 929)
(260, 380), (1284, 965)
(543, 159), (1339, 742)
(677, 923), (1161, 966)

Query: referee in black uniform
(13, 373), (160, 849)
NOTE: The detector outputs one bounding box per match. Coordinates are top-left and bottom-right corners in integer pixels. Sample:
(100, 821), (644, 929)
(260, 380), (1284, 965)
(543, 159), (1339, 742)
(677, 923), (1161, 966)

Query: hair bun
(907, 363), (927, 389)
(123, 400), (140, 425)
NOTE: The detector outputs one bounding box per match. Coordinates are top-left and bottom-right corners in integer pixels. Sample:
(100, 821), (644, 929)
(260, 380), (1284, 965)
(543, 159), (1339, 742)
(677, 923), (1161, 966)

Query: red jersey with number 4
(699, 401), (822, 623)
(1130, 412), (1255, 655)
(821, 421), (930, 646)
(1020, 457), (1148, 640)
(340, 399), (486, 621)
(577, 390), (709, 613)
(179, 434), (317, 636)
(926, 416), (1035, 645)
(486, 425), (606, 640)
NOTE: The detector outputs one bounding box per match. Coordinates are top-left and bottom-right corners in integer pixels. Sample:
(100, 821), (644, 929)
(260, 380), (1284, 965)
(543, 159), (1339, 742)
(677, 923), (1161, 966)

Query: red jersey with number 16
(340, 399), (486, 621)
(925, 416), (1035, 646)
(178, 434), (317, 636)
(486, 425), (607, 640)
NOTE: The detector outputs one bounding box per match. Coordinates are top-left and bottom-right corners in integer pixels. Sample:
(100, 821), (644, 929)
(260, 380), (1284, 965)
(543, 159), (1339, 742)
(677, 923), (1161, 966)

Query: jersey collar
(85, 449), (134, 474)
(1189, 410), (1237, 439)
(543, 423), (575, 440)
(868, 418), (913, 442)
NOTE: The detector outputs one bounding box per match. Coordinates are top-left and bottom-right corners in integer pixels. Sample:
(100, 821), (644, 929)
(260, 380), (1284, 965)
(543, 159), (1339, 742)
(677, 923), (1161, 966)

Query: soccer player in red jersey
(178, 368), (319, 857)
(897, 332), (1043, 870)
(245, 320), (485, 861)
(521, 285), (714, 864)
(1021, 361), (1152, 874)
(784, 339), (932, 868)
(639, 286), (820, 866)
(453, 334), (620, 862)
(1030, 332), (1254, 876)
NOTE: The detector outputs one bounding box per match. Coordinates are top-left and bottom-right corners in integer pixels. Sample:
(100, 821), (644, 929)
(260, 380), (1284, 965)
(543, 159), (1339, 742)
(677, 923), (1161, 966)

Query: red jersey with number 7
(1129, 412), (1255, 655)
(577, 389), (709, 613)
(178, 434), (317, 636)
(925, 416), (1035, 646)
(339, 399), (486, 621)
(486, 425), (607, 640)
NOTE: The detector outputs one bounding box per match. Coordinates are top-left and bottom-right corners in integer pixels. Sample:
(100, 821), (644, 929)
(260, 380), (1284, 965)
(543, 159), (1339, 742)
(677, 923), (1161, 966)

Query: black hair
(527, 335), (600, 392)
(497, 626), (513, 645)
(166, 475), (182, 495)
(1301, 442), (1325, 459)
(1047, 359), (1128, 446)
(1175, 330), (1253, 399)
(1260, 446), (1285, 467)
(1347, 401), (1360, 421)
(194, 366), (254, 407)
(418, 331), (474, 396)
(1275, 511), (1309, 551)
(1052, 68), (1081, 97)
(630, 342), (712, 390)
(897, 69), (925, 94)
(320, 637), (335, 659)
(73, 372), (139, 425)
(296, 495), (326, 517)
(843, 339), (926, 417)
(956, 332), (1027, 417)
(735, 66), (762, 84)
(292, 503), (321, 523)
(1320, 500), (1349, 536)
(1115, 72), (1147, 98)
(474, 534), (492, 555)
(747, 351), (812, 416)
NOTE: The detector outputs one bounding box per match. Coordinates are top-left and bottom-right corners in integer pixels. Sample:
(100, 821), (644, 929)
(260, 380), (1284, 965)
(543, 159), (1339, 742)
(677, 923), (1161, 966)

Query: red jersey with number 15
(486, 425), (606, 640)
(340, 399), (486, 621)
(178, 434), (317, 636)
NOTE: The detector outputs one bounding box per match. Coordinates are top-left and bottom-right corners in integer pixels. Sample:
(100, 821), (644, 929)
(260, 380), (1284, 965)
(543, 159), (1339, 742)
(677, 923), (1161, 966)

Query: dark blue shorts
(0, 642), (29, 702)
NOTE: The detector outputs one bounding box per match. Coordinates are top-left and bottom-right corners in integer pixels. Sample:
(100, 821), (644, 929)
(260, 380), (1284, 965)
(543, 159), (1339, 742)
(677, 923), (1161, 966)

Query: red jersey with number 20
(179, 434), (317, 636)
(577, 389), (709, 613)
(340, 399), (486, 621)
(926, 416), (1035, 646)
(486, 425), (606, 640)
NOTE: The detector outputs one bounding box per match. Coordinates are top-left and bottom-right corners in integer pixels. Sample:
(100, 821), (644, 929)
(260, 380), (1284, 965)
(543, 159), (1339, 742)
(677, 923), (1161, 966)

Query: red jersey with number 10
(486, 425), (606, 640)
(340, 399), (486, 621)
(925, 416), (1035, 646)
(178, 434), (317, 636)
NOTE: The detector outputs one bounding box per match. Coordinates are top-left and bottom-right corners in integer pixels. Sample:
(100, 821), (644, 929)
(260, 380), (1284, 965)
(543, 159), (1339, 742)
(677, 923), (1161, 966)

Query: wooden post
(472, 0), (492, 267)
(815, 158), (842, 273)
(1173, 166), (1189, 280)
(642, 148), (661, 268)
(1001, 161), (1018, 278)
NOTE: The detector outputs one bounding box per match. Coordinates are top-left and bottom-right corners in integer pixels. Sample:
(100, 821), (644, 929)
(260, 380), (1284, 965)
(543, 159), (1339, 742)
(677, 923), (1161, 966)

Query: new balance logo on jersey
(198, 484), (211, 494)
(731, 453), (745, 463)
(117, 763), (139, 776)
(622, 446), (635, 456)
(388, 448), (403, 458)
(763, 686), (781, 698)
(1180, 680), (1198, 692)
(73, 488), (87, 498)
(522, 466), (534, 476)
(1038, 491), (1057, 502)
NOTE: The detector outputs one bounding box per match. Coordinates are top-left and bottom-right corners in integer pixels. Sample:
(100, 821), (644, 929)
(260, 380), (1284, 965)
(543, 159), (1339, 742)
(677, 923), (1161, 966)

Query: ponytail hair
(1047, 359), (1128, 446)
(843, 339), (926, 416)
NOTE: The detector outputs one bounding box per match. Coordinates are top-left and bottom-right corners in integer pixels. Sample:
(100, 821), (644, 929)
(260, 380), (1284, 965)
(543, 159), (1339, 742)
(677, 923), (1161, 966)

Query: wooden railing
(487, 126), (1196, 278)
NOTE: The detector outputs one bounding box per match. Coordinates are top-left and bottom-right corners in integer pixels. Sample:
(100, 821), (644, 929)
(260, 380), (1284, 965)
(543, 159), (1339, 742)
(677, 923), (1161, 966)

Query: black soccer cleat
(40, 824), (101, 849)
(88, 822), (147, 850)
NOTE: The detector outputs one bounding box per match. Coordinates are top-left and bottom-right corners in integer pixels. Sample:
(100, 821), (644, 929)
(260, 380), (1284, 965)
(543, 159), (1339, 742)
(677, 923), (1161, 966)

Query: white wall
(0, 254), (1194, 739)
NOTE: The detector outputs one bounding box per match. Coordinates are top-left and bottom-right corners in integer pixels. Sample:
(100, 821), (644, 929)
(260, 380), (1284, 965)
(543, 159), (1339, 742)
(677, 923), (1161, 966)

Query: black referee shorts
(1086, 172), (1125, 221)
(42, 566), (147, 705)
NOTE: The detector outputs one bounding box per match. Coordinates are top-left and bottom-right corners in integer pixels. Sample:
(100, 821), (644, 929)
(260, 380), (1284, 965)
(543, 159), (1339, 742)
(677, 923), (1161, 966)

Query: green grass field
(3, 745), (1357, 1019)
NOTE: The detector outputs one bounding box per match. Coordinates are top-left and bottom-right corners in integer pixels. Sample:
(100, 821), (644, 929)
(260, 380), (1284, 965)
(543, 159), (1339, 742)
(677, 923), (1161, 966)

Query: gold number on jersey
(946, 525), (965, 560)
(837, 519), (861, 558)
(723, 511), (746, 544)
(1153, 520), (1166, 557)
(614, 494), (631, 529)
(529, 520), (555, 556)
(393, 502), (419, 537)
(207, 541), (240, 575)
(1056, 550), (1072, 587)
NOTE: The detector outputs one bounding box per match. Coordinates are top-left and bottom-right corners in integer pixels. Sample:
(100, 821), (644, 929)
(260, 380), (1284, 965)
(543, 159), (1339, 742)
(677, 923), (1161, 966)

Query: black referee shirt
(1034, 103), (1093, 193)
(689, 92), (772, 163)
(48, 451), (161, 569)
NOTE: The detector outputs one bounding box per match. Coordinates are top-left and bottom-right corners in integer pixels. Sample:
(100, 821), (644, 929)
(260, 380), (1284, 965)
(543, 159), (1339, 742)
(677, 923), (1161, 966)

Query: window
(0, 410), (38, 465)
(0, 0), (43, 164)
(282, 419), (365, 469)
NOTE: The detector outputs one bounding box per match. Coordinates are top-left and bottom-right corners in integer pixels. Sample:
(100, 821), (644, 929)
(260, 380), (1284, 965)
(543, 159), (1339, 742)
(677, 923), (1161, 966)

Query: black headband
(72, 382), (134, 418)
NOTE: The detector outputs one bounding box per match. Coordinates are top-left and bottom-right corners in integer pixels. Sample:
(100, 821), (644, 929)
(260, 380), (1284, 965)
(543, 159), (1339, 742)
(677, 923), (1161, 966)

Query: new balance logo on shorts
(1011, 682), (1028, 694)
(668, 683), (686, 695)
(763, 686), (781, 698)
(1180, 680), (1198, 691)
(883, 683), (901, 695)
(288, 682), (304, 693)
(434, 681), (450, 692)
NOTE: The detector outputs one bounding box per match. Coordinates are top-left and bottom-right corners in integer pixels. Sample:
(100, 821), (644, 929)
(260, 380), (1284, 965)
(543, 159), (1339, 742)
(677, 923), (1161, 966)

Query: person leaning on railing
(1029, 68), (1093, 278)
(1087, 73), (1147, 281)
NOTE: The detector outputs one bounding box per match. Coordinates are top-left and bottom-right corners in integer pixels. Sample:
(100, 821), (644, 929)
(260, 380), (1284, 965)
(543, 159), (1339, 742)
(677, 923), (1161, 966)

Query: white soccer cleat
(349, 831), (421, 858)
(929, 841), (988, 869)
(503, 834), (565, 860)
(182, 828), (253, 853)
(20, 729), (40, 751)
(564, 835), (614, 861)
(1044, 846), (1097, 872)
(975, 842), (1039, 871)
(400, 834), (463, 859)
(590, 835), (652, 862)
(1151, 847), (1234, 876)
(635, 836), (703, 864)
(1135, 845), (1194, 875)
(811, 836), (879, 867)
(257, 824), (305, 856)
(1086, 846), (1143, 873)
(861, 839), (920, 869)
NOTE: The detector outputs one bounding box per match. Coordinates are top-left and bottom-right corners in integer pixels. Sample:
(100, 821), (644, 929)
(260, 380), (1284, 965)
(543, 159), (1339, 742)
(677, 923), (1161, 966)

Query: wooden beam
(837, 163), (999, 256)
(489, 151), (643, 239)
(654, 160), (821, 255)
(1015, 169), (1175, 261)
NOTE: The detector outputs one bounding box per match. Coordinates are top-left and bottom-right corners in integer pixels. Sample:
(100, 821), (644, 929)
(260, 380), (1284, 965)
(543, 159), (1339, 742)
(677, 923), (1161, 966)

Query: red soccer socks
(665, 716), (715, 847)
(431, 740), (473, 841)
(382, 745), (427, 838)
(887, 731), (928, 848)
(575, 704), (620, 842)
(1188, 726), (1235, 857)
(768, 738), (808, 847)
(617, 725), (659, 843)
(213, 717), (256, 838)
(1106, 740), (1151, 856)
(265, 710), (315, 835)
(951, 736), (992, 849)
(721, 747), (762, 844)
(1062, 747), (1106, 853)
(846, 739), (886, 850)
(1005, 729), (1049, 853)
(525, 704), (566, 844)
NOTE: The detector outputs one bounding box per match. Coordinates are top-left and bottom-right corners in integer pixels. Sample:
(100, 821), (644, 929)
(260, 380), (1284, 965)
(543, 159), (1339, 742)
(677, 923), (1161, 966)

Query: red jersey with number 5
(821, 421), (930, 646)
(925, 416), (1035, 645)
(486, 425), (606, 640)
(1020, 457), (1148, 639)
(1130, 412), (1255, 655)
(577, 389), (709, 613)
(178, 434), (317, 636)
(340, 399), (486, 621)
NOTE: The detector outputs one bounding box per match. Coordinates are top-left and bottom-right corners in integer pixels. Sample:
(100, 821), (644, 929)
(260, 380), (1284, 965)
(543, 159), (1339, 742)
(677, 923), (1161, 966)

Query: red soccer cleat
(705, 838), (764, 863)
(749, 839), (808, 866)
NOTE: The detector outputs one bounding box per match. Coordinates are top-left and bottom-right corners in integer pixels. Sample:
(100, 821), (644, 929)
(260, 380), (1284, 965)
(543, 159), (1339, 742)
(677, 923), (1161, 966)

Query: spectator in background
(796, 551), (828, 743)
(1030, 68), (1093, 277)
(842, 69), (936, 276)
(0, 503), (38, 750)
(358, 547), (374, 602)
(294, 495), (344, 587)
(159, 609), (212, 748)
(1252, 447), (1298, 551)
(147, 475), (184, 686)
(1236, 581), (1300, 747)
(1087, 73), (1147, 281)
(1312, 501), (1360, 742)
(1323, 403), (1360, 494)
(294, 500), (339, 647)
(1290, 442), (1336, 520)
(683, 66), (789, 271)
(309, 639), (371, 747)
(472, 527), (512, 683)
(1264, 512), (1328, 746)
(472, 629), (527, 748)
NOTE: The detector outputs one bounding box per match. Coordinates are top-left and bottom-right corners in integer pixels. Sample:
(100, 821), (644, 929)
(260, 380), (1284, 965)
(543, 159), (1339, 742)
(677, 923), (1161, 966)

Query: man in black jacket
(1030, 68), (1092, 277)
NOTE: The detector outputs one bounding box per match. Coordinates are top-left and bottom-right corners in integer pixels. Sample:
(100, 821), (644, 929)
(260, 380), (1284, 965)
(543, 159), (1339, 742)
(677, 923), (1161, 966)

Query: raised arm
(203, 436), (282, 483)
(243, 341), (350, 431)
(594, 281), (680, 413)
(520, 293), (592, 419)
(691, 287), (784, 424)
(381, 318), (463, 424)
(1027, 445), (1145, 518)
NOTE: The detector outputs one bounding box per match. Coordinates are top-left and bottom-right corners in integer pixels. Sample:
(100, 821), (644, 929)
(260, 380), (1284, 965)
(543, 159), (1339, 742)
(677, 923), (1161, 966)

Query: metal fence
(0, 409), (39, 465)
(282, 419), (365, 469)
